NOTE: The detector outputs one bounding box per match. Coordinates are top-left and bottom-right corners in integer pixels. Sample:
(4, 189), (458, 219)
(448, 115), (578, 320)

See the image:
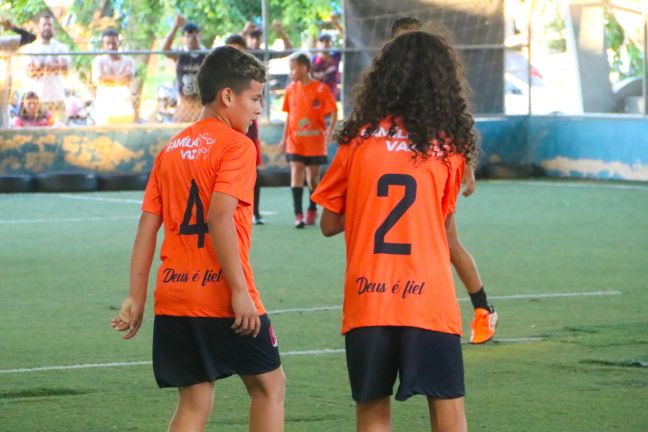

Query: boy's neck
(298, 75), (313, 85)
(199, 104), (231, 128)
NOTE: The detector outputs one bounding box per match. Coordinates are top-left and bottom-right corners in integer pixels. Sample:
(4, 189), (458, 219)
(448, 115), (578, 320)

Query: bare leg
(356, 397), (391, 432)
(168, 381), (214, 432)
(305, 164), (322, 190)
(428, 397), (467, 432)
(446, 213), (483, 294)
(290, 161), (306, 188)
(240, 367), (286, 432)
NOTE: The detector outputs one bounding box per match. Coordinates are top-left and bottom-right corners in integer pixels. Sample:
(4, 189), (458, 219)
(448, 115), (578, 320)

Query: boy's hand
(231, 290), (261, 337)
(462, 166), (476, 197)
(278, 138), (286, 154)
(325, 129), (334, 144)
(111, 296), (144, 340)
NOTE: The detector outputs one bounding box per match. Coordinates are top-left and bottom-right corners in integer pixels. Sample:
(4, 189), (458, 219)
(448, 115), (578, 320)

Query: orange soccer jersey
(282, 79), (337, 157)
(142, 118), (265, 318)
(312, 118), (465, 335)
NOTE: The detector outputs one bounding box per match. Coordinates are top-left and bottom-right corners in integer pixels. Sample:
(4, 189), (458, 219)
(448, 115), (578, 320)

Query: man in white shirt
(91, 28), (135, 125)
(22, 14), (70, 122)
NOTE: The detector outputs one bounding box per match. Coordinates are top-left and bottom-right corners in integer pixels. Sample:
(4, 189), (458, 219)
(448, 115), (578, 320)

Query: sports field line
(56, 194), (143, 204)
(0, 339), (544, 375)
(0, 216), (140, 224)
(495, 180), (648, 192)
(268, 290), (622, 315)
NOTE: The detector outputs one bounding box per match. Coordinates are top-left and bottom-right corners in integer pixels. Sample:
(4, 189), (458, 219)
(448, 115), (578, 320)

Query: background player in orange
(391, 17), (498, 344)
(111, 46), (285, 432)
(312, 30), (478, 432)
(279, 53), (337, 228)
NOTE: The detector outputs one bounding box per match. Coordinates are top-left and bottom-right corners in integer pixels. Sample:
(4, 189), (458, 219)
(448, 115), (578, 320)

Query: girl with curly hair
(312, 29), (475, 431)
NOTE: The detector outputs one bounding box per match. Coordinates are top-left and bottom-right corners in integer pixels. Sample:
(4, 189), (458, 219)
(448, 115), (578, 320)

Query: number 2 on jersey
(373, 174), (417, 255)
(180, 179), (209, 248)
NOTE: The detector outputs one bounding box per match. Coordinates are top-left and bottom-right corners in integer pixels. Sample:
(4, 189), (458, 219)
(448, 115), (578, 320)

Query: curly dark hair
(336, 29), (478, 164)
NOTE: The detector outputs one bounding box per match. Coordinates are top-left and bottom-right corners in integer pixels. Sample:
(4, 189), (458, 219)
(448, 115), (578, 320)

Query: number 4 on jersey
(180, 179), (209, 248)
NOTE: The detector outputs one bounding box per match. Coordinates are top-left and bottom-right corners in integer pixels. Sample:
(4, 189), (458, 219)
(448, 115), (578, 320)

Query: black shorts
(153, 314), (281, 388)
(345, 326), (464, 402)
(286, 153), (328, 165)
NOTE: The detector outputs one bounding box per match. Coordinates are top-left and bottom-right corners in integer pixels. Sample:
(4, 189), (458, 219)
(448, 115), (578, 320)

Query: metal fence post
(262, 0), (271, 121)
(527, 1), (533, 116)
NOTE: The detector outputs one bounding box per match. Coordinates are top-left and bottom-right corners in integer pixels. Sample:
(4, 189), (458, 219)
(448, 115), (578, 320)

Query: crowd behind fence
(0, 1), (646, 130)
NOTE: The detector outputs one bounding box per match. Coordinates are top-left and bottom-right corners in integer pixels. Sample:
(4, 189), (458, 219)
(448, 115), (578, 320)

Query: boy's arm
(278, 117), (289, 154)
(111, 211), (162, 339)
(207, 191), (261, 337)
(271, 20), (293, 50)
(325, 109), (338, 143)
(320, 208), (345, 237)
(162, 14), (185, 60)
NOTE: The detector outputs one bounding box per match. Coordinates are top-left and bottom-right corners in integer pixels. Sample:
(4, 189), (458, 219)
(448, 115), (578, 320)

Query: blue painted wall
(528, 116), (648, 181)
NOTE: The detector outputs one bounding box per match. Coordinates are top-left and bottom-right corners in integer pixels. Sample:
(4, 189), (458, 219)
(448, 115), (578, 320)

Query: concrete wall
(1, 115), (647, 181)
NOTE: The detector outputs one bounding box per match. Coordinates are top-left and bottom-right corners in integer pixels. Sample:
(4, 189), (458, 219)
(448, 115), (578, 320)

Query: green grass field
(1, 180), (647, 431)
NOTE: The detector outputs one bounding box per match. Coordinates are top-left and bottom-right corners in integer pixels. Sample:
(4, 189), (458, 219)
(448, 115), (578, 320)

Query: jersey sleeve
(311, 144), (351, 214)
(142, 154), (163, 216)
(212, 137), (256, 206)
(441, 154), (466, 217)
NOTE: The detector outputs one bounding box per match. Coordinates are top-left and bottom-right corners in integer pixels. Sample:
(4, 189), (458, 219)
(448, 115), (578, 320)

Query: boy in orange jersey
(312, 30), (477, 432)
(111, 46), (285, 432)
(279, 53), (337, 228)
(391, 16), (498, 344)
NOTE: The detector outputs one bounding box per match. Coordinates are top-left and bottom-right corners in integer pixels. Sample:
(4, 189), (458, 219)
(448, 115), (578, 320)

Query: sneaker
(294, 213), (306, 229)
(470, 306), (498, 344)
(306, 209), (318, 225)
(253, 215), (265, 225)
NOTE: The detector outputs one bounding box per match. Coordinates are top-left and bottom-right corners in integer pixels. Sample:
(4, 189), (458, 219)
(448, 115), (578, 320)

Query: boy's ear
(219, 88), (235, 107)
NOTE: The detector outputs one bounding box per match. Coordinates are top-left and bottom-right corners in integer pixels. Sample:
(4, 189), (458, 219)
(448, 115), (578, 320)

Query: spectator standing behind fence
(311, 33), (341, 100)
(162, 15), (205, 123)
(12, 91), (54, 127)
(311, 13), (343, 100)
(0, 18), (36, 51)
(1, 18), (36, 128)
(91, 28), (135, 125)
(242, 20), (293, 53)
(22, 14), (70, 122)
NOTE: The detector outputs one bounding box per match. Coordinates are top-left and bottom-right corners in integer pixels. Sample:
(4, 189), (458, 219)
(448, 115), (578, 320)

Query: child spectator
(12, 91), (54, 127)
(311, 33), (341, 100)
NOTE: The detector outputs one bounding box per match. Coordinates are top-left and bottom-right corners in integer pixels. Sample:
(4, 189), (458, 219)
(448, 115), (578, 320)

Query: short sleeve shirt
(91, 54), (134, 86)
(312, 118), (464, 335)
(21, 39), (70, 102)
(282, 79), (337, 157)
(142, 118), (263, 317)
